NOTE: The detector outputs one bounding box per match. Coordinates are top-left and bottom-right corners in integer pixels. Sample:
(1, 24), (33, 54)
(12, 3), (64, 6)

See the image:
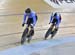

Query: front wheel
(21, 28), (28, 44)
(45, 27), (52, 40)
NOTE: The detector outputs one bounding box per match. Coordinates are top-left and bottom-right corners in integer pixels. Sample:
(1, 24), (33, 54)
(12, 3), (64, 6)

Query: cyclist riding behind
(49, 12), (61, 39)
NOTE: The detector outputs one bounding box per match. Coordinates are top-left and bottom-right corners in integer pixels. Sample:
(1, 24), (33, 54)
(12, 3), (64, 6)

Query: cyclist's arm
(50, 15), (53, 23)
(23, 13), (27, 24)
(59, 15), (61, 23)
(33, 15), (36, 26)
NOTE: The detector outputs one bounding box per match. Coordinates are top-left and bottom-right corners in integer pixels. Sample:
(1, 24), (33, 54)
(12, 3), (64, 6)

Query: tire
(21, 28), (28, 44)
(45, 27), (52, 40)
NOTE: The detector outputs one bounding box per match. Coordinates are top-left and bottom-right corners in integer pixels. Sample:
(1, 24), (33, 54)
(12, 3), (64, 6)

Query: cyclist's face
(26, 13), (30, 16)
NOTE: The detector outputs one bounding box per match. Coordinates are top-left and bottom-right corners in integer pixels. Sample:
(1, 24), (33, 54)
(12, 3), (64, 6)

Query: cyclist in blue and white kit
(22, 8), (38, 41)
(50, 12), (61, 38)
(45, 12), (61, 39)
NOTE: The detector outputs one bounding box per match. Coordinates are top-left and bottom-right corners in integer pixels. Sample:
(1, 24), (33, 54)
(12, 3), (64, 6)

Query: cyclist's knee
(30, 25), (34, 30)
(30, 29), (34, 36)
(55, 25), (59, 29)
(55, 27), (58, 32)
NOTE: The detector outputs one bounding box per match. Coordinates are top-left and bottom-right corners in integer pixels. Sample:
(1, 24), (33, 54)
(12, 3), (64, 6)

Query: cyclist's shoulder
(56, 13), (61, 18)
(31, 11), (37, 17)
(31, 11), (36, 14)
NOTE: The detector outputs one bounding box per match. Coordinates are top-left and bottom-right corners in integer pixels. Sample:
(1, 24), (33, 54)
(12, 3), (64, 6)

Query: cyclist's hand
(49, 22), (50, 24)
(22, 23), (25, 27)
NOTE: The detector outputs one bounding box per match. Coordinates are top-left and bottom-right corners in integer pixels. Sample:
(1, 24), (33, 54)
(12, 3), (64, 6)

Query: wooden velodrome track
(0, 0), (75, 51)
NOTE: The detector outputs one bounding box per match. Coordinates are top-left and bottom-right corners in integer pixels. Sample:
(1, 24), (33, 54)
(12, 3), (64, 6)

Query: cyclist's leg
(30, 26), (34, 36)
(51, 25), (58, 39)
(29, 17), (34, 36)
(27, 18), (34, 43)
(27, 25), (34, 43)
(50, 23), (55, 34)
